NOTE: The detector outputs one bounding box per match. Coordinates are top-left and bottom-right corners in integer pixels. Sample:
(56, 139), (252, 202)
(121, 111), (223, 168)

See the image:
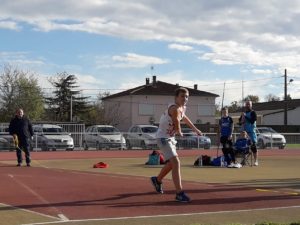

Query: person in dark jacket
(9, 108), (34, 167)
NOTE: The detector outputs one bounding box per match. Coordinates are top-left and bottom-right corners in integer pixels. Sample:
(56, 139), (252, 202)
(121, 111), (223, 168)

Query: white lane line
(7, 174), (64, 220)
(0, 202), (59, 220)
(20, 205), (300, 225)
(58, 214), (69, 221)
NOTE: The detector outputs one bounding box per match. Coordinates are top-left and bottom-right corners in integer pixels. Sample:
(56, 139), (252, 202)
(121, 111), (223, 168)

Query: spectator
(219, 107), (238, 168)
(239, 100), (258, 166)
(234, 131), (252, 165)
(9, 108), (34, 167)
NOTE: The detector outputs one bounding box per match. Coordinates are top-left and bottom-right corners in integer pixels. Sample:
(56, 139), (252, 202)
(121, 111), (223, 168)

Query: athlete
(151, 87), (202, 202)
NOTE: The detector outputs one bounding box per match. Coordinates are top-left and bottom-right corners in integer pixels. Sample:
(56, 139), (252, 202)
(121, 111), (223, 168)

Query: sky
(1, 0), (300, 106)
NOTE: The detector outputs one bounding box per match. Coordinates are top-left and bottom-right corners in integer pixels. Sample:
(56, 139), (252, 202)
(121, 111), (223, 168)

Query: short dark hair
(221, 107), (228, 111)
(175, 87), (189, 97)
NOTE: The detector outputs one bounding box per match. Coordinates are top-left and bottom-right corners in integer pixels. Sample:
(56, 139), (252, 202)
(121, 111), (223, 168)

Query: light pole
(284, 69), (293, 128)
(284, 69), (287, 126)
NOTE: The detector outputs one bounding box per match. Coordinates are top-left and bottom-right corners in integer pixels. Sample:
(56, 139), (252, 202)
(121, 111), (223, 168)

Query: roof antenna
(151, 65), (154, 76)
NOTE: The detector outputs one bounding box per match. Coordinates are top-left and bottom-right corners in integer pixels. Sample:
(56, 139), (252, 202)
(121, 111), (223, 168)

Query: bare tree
(243, 95), (260, 103)
(0, 64), (44, 122)
(265, 93), (280, 102)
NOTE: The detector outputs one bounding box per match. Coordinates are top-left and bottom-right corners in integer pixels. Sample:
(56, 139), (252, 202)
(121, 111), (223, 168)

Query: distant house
(102, 76), (219, 131)
(230, 99), (300, 126)
(253, 99), (300, 125)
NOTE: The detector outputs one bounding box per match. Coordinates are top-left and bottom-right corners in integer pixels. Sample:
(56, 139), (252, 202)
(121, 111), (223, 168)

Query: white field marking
(7, 173), (64, 218)
(58, 214), (69, 221)
(0, 202), (59, 220)
(20, 205), (300, 225)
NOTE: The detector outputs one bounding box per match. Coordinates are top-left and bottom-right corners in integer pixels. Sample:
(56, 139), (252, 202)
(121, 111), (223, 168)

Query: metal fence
(1, 126), (300, 151)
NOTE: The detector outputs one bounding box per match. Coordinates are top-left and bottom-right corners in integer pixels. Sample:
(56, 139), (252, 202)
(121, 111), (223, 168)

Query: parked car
(177, 128), (211, 149)
(0, 126), (15, 151)
(125, 125), (158, 149)
(32, 124), (74, 151)
(82, 125), (126, 150)
(0, 137), (14, 151)
(256, 127), (286, 149)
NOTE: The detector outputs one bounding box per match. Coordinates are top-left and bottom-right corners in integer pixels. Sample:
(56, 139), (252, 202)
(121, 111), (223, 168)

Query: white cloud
(0, 51), (45, 67)
(168, 43), (194, 52)
(252, 69), (273, 74)
(96, 53), (169, 68)
(2, 0), (300, 99)
(0, 20), (21, 31)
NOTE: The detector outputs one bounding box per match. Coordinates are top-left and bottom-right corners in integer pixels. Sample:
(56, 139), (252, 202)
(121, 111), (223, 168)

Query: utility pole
(221, 82), (226, 109)
(284, 69), (287, 127)
(70, 95), (73, 122)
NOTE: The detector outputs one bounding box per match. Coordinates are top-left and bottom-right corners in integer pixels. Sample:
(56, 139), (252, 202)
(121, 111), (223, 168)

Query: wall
(263, 107), (300, 125)
(104, 94), (217, 131)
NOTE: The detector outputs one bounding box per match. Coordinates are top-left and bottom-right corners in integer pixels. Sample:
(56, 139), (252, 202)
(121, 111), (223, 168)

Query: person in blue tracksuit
(219, 107), (236, 167)
(234, 131), (252, 153)
(9, 108), (34, 167)
(239, 100), (258, 166)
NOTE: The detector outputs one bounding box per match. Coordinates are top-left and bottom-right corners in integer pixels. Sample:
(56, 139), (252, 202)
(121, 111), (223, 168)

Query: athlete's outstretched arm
(182, 116), (202, 136)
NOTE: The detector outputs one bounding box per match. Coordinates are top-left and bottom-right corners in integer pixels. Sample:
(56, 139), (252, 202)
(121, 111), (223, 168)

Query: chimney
(152, 75), (156, 84)
(194, 84), (198, 90)
(146, 78), (150, 85)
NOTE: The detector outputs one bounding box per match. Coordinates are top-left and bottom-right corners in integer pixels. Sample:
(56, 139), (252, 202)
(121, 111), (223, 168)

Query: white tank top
(156, 104), (186, 138)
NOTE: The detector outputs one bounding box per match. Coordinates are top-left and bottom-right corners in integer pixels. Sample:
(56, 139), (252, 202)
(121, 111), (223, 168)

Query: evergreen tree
(46, 72), (91, 122)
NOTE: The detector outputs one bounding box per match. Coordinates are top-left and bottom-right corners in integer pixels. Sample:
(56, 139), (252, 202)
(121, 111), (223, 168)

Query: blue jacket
(234, 138), (252, 151)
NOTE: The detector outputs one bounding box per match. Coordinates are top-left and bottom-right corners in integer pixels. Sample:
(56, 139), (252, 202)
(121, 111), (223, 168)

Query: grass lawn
(286, 144), (300, 149)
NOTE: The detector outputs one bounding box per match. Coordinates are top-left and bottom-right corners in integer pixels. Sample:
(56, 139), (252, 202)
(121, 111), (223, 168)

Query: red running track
(0, 161), (299, 220)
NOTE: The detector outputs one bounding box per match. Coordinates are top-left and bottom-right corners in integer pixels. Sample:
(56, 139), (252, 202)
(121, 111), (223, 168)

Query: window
(139, 104), (154, 115)
(130, 126), (137, 133)
(198, 104), (215, 116)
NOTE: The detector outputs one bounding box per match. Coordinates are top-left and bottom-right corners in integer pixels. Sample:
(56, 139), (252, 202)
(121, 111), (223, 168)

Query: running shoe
(150, 176), (163, 194)
(175, 191), (191, 203)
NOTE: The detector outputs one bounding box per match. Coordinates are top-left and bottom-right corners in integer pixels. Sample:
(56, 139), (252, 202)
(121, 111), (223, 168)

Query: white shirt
(156, 104), (186, 138)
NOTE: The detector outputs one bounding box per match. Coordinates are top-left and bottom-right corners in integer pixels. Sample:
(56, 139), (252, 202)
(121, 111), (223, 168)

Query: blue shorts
(247, 132), (257, 144)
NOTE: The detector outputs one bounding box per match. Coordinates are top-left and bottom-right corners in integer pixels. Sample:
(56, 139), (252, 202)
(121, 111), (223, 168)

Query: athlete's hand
(195, 129), (202, 136)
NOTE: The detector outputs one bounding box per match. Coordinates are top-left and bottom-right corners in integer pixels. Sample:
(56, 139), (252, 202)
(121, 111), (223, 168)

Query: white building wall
(104, 94), (217, 131)
(263, 107), (300, 125)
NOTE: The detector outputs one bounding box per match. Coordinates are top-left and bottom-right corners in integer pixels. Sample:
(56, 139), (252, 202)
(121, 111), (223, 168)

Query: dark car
(177, 128), (211, 149)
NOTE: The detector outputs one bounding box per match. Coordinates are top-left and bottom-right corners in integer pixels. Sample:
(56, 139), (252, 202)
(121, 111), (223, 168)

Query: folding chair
(234, 145), (253, 167)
